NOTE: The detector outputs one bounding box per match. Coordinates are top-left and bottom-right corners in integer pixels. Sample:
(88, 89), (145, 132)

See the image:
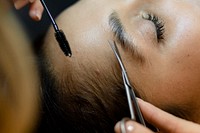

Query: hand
(13, 0), (44, 21)
(114, 99), (200, 133)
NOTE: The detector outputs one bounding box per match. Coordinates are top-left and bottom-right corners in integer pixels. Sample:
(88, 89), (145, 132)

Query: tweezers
(109, 41), (146, 126)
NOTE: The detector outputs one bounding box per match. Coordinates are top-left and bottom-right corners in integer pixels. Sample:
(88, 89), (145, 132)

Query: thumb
(115, 120), (154, 133)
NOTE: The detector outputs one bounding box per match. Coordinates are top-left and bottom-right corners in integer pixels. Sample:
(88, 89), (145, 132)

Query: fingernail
(126, 122), (135, 133)
(29, 0), (35, 3)
(116, 121), (120, 127)
(29, 10), (41, 21)
(14, 0), (28, 9)
(136, 97), (144, 102)
(114, 121), (120, 131)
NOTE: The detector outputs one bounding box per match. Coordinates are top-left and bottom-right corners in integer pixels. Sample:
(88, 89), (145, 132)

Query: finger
(115, 120), (154, 133)
(14, 0), (29, 9)
(13, 0), (36, 9)
(13, 0), (35, 3)
(137, 98), (190, 132)
(29, 0), (44, 21)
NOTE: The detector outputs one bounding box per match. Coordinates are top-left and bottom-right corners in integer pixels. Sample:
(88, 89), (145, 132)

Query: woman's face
(44, 0), (200, 122)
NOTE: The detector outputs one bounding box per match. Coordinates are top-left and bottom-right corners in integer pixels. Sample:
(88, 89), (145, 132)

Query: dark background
(12, 0), (78, 43)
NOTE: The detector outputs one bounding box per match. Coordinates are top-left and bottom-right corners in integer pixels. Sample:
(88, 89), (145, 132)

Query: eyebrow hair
(109, 11), (145, 64)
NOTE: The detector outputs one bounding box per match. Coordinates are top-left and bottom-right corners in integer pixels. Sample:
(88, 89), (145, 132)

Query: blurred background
(12, 0), (78, 43)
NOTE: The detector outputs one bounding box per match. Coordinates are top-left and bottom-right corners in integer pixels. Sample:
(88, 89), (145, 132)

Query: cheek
(124, 44), (200, 108)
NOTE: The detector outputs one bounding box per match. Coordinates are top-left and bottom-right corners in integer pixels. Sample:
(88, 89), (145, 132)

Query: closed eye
(143, 13), (165, 42)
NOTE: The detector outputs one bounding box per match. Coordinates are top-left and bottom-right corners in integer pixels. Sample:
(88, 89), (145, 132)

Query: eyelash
(146, 14), (165, 42)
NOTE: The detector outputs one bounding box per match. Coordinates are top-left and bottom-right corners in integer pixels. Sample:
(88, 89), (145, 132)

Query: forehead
(186, 0), (200, 6)
(168, 0), (200, 9)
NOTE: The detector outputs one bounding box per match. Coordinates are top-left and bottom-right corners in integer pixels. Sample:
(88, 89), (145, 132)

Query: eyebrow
(108, 11), (145, 64)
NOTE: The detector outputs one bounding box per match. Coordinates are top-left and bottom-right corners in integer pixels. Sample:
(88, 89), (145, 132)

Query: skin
(115, 99), (200, 133)
(16, 0), (200, 132)
(13, 0), (43, 21)
(44, 0), (200, 122)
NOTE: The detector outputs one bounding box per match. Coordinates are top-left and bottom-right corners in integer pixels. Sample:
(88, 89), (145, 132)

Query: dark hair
(35, 39), (130, 133)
